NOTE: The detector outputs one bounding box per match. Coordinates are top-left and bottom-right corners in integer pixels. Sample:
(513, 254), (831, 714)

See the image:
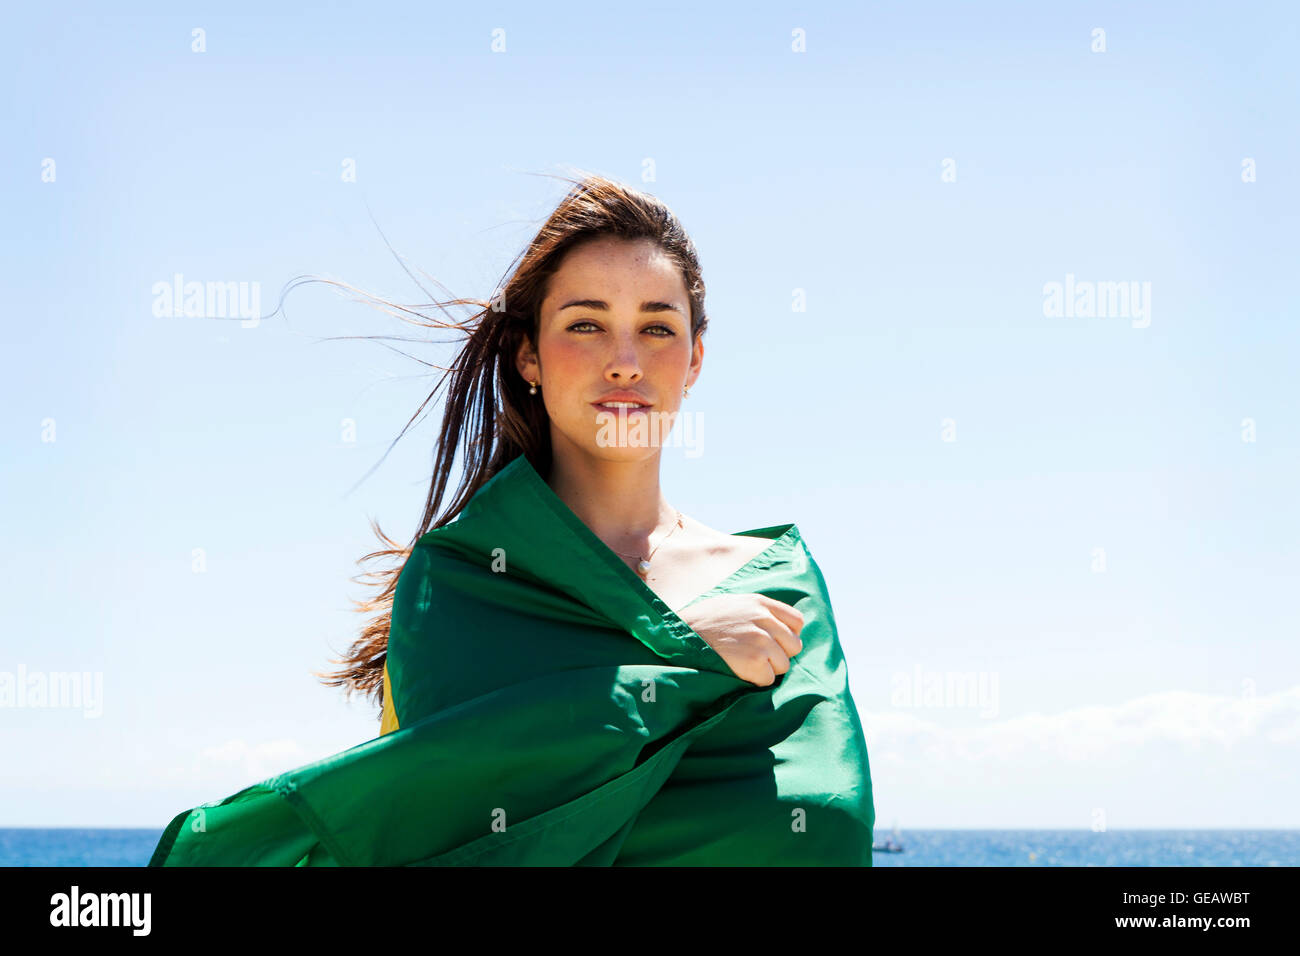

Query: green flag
(149, 453), (875, 865)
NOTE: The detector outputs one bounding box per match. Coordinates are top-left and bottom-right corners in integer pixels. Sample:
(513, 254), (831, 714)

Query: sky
(2, 1), (1297, 830)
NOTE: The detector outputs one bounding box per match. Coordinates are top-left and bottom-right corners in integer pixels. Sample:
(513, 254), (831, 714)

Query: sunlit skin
(514, 235), (804, 684)
(516, 235), (702, 553)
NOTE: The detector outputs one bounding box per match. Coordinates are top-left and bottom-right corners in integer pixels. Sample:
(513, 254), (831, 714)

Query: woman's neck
(546, 445), (678, 552)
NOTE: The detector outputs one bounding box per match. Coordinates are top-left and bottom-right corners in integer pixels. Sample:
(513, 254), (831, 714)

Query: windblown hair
(310, 171), (710, 718)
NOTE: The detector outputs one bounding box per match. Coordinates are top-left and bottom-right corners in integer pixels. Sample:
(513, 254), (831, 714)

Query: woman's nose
(604, 339), (642, 380)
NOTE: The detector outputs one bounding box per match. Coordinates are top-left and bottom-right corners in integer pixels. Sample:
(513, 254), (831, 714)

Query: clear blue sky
(2, 1), (1297, 828)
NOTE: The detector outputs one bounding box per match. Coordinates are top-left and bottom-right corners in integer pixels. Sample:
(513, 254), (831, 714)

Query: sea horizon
(4, 828), (1297, 867)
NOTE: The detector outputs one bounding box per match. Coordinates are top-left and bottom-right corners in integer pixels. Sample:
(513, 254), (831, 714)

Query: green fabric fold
(150, 453), (874, 866)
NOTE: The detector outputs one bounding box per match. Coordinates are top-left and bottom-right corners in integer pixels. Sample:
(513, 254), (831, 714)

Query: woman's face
(519, 236), (703, 463)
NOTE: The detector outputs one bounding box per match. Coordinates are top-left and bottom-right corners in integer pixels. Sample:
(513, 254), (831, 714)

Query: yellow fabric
(379, 659), (399, 735)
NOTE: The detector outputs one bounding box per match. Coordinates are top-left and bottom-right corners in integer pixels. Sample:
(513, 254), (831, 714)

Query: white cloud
(864, 685), (1300, 763)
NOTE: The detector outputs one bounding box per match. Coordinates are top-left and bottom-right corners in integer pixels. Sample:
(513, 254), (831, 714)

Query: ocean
(1, 828), (1297, 866)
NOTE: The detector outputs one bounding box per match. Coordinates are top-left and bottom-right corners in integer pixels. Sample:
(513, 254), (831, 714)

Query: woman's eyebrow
(557, 297), (684, 316)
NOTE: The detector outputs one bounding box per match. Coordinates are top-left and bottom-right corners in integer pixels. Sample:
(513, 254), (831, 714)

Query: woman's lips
(591, 402), (652, 413)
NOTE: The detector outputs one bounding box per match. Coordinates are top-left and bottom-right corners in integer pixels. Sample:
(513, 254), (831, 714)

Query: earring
(683, 386), (690, 397)
(529, 380), (538, 395)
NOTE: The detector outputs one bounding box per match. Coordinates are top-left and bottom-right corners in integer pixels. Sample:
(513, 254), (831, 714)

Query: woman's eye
(566, 321), (675, 336)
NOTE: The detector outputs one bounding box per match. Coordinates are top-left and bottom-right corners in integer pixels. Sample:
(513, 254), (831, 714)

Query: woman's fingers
(752, 597), (805, 659)
(678, 593), (807, 687)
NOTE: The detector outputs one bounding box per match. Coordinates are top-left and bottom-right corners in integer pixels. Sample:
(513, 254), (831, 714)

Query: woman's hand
(676, 594), (805, 686)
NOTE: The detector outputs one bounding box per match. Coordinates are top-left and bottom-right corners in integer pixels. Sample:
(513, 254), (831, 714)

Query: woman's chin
(579, 439), (663, 464)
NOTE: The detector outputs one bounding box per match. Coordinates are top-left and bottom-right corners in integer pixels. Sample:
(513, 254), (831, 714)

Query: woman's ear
(516, 337), (539, 385)
(686, 332), (704, 390)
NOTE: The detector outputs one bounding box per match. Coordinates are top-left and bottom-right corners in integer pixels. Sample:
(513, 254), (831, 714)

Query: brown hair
(309, 171), (710, 718)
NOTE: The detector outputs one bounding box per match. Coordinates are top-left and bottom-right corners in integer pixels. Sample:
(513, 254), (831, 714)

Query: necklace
(612, 510), (684, 578)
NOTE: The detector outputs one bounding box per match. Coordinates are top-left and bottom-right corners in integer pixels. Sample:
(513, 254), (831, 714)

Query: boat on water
(872, 823), (905, 853)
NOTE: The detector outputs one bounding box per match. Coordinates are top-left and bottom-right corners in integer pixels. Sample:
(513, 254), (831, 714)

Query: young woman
(150, 173), (875, 866)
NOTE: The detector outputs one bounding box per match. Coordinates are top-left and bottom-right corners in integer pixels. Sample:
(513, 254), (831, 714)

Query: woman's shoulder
(679, 517), (805, 572)
(730, 533), (776, 561)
